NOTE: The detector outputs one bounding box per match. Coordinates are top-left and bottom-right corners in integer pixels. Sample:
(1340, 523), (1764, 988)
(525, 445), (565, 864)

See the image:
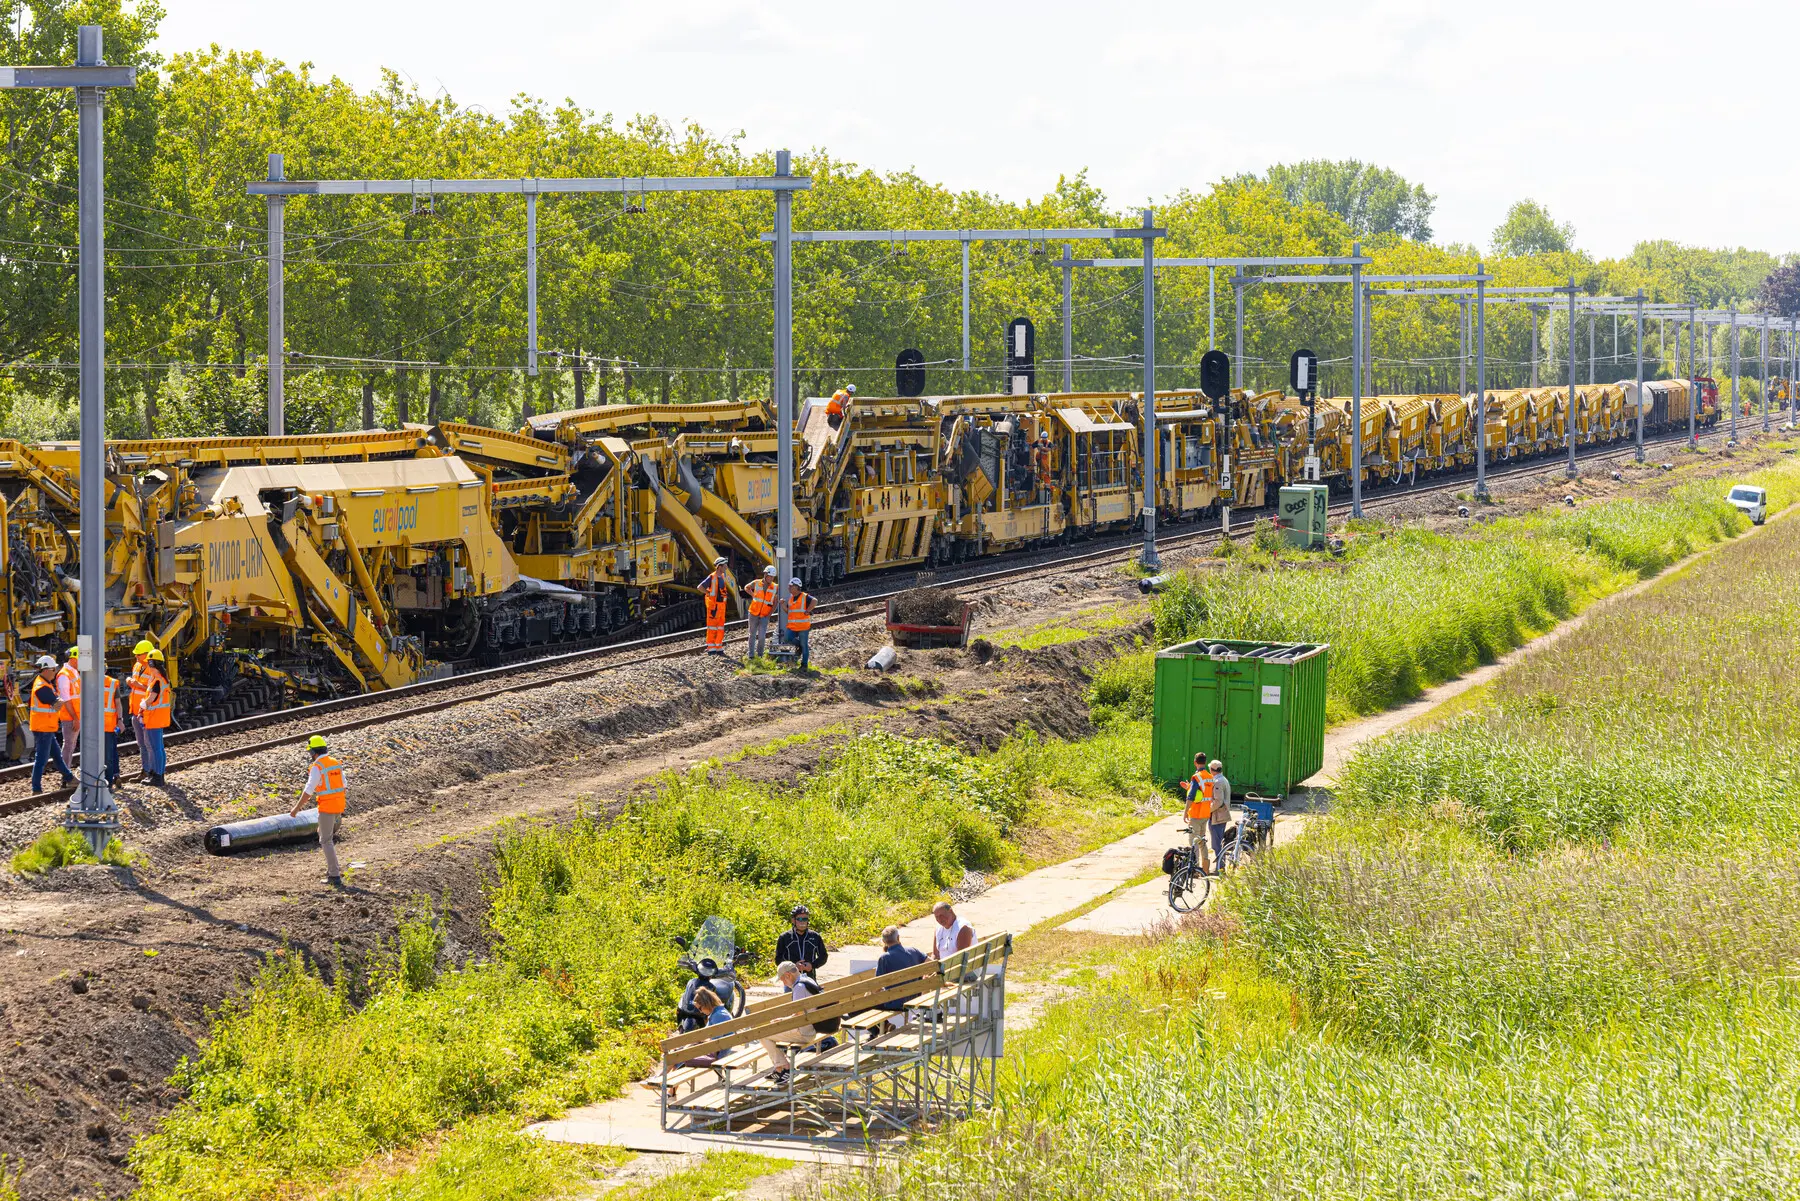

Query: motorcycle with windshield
(674, 916), (752, 1032)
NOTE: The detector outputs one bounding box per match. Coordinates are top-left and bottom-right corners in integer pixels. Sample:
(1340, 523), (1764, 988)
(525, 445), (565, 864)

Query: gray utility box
(1276, 484), (1329, 550)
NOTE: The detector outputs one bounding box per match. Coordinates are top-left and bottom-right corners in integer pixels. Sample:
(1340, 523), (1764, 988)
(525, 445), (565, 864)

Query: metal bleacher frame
(655, 933), (1012, 1143)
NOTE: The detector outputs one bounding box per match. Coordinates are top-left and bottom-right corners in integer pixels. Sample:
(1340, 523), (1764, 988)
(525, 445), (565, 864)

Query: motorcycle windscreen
(691, 916), (737, 970)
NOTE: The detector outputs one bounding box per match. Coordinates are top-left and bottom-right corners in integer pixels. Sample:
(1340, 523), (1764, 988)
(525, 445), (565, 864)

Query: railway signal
(1291, 349), (1320, 480)
(896, 348), (926, 397)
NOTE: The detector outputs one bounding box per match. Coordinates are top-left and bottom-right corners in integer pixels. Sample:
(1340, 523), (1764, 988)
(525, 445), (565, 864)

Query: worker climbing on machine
(289, 734), (347, 888)
(27, 655), (74, 794)
(56, 644), (80, 762)
(1033, 427), (1054, 501)
(824, 384), (855, 427)
(138, 648), (172, 786)
(743, 565), (778, 659)
(701, 556), (731, 655)
(783, 577), (815, 671)
(1184, 753), (1214, 873)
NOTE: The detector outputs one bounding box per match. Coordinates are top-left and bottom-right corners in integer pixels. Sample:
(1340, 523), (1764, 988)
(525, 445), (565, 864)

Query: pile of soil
(889, 587), (965, 626)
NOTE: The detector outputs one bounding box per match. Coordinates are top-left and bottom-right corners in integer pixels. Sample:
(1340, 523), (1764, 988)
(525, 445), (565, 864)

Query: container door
(1189, 674), (1221, 776)
(1222, 679), (1257, 786)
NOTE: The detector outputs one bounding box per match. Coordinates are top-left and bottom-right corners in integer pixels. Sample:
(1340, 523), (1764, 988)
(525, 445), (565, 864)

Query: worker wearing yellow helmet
(128, 640), (155, 779)
(289, 734), (348, 888)
(55, 644), (80, 763)
(138, 647), (172, 786)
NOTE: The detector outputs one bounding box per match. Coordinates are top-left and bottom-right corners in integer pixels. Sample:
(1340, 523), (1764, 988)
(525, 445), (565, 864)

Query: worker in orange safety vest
(138, 650), (172, 786)
(1184, 753), (1215, 873)
(289, 734), (348, 888)
(26, 655), (74, 794)
(782, 578), (815, 671)
(55, 645), (80, 761)
(701, 557), (731, 655)
(742, 565), (778, 659)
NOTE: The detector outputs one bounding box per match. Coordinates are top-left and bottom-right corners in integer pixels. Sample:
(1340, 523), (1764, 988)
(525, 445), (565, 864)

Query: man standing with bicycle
(1205, 759), (1232, 874)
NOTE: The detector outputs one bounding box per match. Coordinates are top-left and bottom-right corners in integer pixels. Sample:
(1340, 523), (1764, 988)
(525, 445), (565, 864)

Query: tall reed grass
(1340, 483), (1800, 850)
(1154, 461), (1800, 724)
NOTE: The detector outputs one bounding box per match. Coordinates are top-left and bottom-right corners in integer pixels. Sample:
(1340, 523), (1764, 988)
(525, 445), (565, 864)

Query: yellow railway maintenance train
(0, 378), (1714, 752)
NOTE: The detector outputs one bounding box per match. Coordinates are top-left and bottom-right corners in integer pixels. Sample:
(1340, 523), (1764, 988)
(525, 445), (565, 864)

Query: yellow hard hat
(148, 649), (165, 661)
(66, 645), (78, 658)
(133, 640), (155, 655)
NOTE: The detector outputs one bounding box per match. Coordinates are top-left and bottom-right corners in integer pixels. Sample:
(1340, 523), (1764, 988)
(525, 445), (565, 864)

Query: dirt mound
(889, 587), (965, 625)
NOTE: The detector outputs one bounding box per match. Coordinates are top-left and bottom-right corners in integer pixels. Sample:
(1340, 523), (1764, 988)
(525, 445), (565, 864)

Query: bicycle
(1167, 846), (1212, 913)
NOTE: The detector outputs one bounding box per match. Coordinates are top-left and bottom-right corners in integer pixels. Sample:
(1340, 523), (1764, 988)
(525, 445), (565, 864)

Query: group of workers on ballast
(679, 900), (977, 1085)
(699, 556), (816, 671)
(20, 639), (350, 889)
(20, 640), (173, 794)
(1184, 753), (1233, 874)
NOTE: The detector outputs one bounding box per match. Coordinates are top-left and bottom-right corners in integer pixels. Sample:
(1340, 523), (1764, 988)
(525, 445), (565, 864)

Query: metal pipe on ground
(205, 808), (320, 855)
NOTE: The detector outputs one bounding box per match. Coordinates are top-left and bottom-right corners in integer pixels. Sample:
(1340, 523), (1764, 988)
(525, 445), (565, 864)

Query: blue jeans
(142, 727), (166, 776)
(105, 730), (119, 784)
(32, 732), (71, 792)
(783, 629), (810, 670)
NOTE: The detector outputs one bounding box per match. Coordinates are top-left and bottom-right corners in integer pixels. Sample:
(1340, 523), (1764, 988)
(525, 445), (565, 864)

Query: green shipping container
(1150, 638), (1330, 799)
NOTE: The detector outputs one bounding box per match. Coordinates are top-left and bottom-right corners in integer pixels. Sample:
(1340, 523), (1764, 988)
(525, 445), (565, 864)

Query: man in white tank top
(931, 901), (974, 960)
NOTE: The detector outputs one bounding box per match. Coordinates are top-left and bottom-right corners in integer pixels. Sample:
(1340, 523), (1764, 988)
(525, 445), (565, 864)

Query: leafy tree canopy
(1492, 199), (1575, 257)
(1256, 160), (1436, 242)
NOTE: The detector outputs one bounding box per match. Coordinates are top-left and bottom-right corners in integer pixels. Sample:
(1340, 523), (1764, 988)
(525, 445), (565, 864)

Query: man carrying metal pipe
(289, 734), (347, 888)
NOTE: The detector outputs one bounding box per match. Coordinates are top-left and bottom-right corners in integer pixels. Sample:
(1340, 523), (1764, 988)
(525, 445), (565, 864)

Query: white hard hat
(34, 655), (55, 669)
(790, 577), (803, 586)
(763, 565), (776, 576)
(713, 556), (727, 567)
(845, 384), (857, 395)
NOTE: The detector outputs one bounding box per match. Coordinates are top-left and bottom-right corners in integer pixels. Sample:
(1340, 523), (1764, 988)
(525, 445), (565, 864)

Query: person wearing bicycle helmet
(774, 904), (827, 975)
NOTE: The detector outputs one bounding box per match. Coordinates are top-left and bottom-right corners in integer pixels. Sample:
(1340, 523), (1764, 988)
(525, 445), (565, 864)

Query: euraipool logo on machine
(373, 500), (420, 535)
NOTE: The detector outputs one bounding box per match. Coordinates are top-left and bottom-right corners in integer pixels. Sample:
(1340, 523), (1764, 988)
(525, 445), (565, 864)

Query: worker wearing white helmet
(782, 576), (815, 672)
(743, 564), (779, 659)
(700, 555), (731, 656)
(26, 654), (74, 794)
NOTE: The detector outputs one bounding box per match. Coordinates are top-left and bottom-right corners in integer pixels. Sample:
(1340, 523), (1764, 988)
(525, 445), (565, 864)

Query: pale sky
(154, 0), (1797, 260)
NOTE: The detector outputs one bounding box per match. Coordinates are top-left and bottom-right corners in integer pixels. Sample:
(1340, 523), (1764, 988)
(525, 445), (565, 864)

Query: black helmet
(790, 904), (810, 920)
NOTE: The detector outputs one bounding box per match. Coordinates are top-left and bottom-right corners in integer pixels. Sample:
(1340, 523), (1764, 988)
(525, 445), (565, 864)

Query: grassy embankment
(823, 457), (1800, 1200)
(127, 720), (1170, 1201)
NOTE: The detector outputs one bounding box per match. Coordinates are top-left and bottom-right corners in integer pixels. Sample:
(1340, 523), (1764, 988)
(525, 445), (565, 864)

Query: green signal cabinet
(1150, 638), (1329, 799)
(1276, 484), (1330, 550)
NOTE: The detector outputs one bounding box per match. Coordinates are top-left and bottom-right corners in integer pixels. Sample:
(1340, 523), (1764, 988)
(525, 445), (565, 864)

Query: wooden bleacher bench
(656, 933), (1013, 1135)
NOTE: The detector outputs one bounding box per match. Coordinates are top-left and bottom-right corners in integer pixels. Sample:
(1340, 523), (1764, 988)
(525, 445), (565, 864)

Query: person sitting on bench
(875, 925), (927, 1026)
(759, 960), (840, 1085)
(676, 986), (733, 1067)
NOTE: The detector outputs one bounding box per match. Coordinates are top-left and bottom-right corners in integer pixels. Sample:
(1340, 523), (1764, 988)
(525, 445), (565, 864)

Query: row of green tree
(1, 1), (1795, 439)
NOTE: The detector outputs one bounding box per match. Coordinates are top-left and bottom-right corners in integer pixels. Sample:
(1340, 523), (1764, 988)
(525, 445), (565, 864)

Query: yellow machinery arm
(274, 508), (421, 690)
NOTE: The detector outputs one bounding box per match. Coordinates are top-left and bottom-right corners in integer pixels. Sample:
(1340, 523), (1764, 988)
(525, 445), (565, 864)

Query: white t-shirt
(934, 917), (971, 960)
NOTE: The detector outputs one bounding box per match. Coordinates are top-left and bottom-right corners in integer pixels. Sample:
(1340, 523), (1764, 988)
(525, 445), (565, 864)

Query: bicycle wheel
(1169, 857), (1212, 913)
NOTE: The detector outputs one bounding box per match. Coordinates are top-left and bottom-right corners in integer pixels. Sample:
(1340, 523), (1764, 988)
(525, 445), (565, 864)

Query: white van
(1727, 484), (1768, 525)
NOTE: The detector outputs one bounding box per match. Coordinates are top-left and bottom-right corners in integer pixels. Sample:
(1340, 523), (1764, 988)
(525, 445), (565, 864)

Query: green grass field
(823, 463), (1800, 1201)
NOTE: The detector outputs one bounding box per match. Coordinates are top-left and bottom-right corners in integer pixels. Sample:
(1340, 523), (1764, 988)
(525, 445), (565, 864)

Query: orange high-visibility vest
(747, 578), (776, 618)
(28, 675), (60, 733)
(141, 666), (172, 730)
(56, 662), (80, 723)
(786, 592), (814, 632)
(102, 676), (120, 734)
(702, 571), (729, 605)
(1185, 770), (1214, 821)
(312, 754), (348, 815)
(128, 660), (149, 716)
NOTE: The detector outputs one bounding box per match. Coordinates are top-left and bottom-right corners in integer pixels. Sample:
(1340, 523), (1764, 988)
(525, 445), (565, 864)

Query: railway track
(0, 423), (1744, 819)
